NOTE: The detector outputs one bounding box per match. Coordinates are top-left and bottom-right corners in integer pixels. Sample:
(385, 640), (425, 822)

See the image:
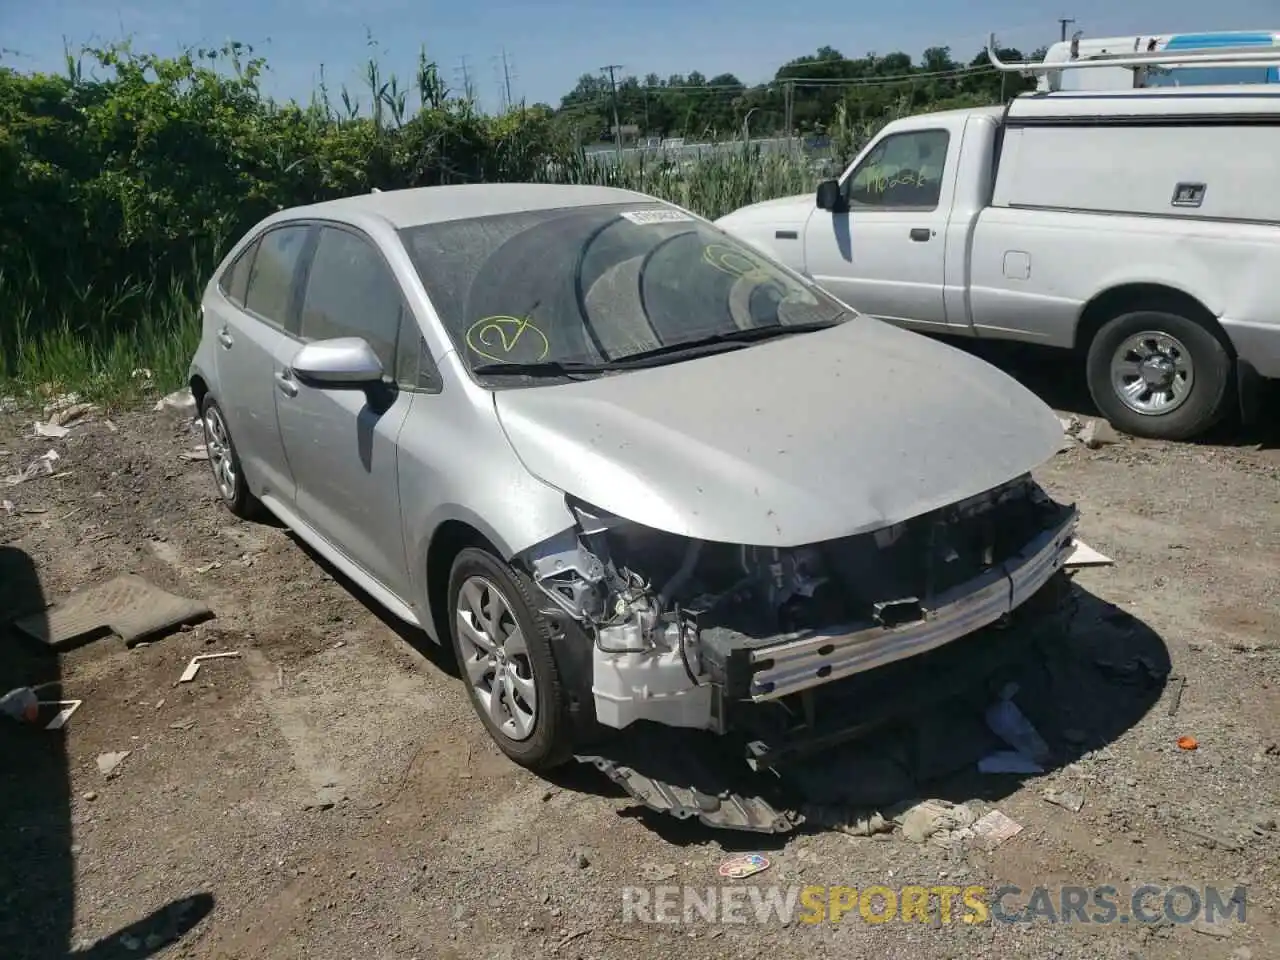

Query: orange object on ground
(1177, 736), (1198, 750)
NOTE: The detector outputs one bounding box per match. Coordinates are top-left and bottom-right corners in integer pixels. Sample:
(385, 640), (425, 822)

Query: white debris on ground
(154, 387), (197, 420)
(30, 397), (99, 440)
(34, 421), (70, 439)
(1060, 415), (1122, 450)
(50, 401), (97, 427)
(895, 798), (978, 844)
(970, 809), (1024, 850)
(4, 449), (60, 486)
(1078, 418), (1121, 448)
(1063, 540), (1113, 568)
(984, 682), (1051, 765)
(96, 750), (131, 778)
(41, 392), (83, 416)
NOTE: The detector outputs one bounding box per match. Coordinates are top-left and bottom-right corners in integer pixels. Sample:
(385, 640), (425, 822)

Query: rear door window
(219, 240), (259, 306)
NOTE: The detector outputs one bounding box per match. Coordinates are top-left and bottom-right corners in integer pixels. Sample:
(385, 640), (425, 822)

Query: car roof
(285, 182), (657, 229)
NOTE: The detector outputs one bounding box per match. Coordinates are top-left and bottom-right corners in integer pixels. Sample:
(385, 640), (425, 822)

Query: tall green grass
(0, 250), (206, 406)
(0, 148), (833, 405)
(0, 51), (912, 406)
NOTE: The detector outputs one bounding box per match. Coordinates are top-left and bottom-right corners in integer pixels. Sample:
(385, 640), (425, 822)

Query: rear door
(803, 126), (955, 330)
(209, 224), (310, 503)
(272, 224), (416, 598)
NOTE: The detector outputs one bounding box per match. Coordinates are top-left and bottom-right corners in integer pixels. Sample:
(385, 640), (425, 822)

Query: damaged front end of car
(516, 474), (1079, 754)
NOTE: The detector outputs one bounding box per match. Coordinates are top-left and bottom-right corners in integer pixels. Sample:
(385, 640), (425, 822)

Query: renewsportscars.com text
(621, 883), (1247, 926)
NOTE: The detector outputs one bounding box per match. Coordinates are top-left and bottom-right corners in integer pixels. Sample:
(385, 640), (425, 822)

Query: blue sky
(4, 0), (1278, 112)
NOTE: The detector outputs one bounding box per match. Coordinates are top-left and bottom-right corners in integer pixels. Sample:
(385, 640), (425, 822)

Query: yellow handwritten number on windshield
(702, 243), (771, 281)
(465, 315), (550, 364)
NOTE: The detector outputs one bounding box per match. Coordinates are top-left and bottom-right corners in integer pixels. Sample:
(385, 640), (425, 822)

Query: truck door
(803, 125), (954, 331)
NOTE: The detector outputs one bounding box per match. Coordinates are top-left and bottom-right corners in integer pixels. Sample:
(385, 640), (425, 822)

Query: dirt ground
(1, 353), (1278, 960)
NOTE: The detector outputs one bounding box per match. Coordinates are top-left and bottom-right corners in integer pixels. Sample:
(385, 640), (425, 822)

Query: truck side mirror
(815, 179), (845, 212)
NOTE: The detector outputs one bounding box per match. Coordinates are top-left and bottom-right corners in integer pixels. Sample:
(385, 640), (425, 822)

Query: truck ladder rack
(986, 33), (1280, 75)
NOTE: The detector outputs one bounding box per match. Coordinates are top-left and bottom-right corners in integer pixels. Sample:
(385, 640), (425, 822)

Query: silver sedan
(191, 183), (1077, 771)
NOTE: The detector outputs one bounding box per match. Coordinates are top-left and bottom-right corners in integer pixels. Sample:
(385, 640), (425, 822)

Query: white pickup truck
(716, 44), (1280, 440)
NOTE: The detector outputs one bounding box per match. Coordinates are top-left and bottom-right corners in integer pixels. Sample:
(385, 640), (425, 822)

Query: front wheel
(200, 395), (261, 519)
(1085, 309), (1232, 441)
(447, 547), (576, 771)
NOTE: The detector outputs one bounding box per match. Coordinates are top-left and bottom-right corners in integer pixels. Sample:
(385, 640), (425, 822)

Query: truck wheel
(447, 547), (576, 771)
(1085, 309), (1232, 441)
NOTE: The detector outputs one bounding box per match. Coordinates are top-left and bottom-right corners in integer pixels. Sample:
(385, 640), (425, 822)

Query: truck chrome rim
(202, 406), (238, 501)
(1109, 330), (1194, 416)
(455, 575), (537, 741)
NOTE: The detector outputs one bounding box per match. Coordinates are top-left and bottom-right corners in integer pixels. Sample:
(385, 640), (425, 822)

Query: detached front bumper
(591, 503), (1079, 729)
(727, 506), (1079, 700)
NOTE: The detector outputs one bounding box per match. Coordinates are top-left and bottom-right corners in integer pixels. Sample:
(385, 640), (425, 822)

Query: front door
(803, 127), (954, 331)
(272, 224), (416, 599)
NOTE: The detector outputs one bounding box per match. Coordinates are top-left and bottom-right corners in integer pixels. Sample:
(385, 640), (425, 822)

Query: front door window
(844, 129), (951, 210)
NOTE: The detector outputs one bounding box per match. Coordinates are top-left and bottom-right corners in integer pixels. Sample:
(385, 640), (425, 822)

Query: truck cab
(715, 46), (1280, 442)
(716, 106), (999, 338)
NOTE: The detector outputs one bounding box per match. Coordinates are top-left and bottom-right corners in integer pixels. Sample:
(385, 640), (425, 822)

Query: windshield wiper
(471, 360), (616, 378)
(471, 320), (842, 377)
(603, 319), (842, 366)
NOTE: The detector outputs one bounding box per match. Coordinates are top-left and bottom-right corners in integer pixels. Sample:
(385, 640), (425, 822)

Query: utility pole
(456, 55), (476, 102)
(783, 80), (794, 151)
(1058, 17), (1075, 42)
(601, 64), (625, 159)
(500, 48), (514, 112)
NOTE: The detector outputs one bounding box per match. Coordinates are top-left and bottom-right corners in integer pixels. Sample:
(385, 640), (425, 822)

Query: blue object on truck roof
(1164, 31), (1277, 49)
(1160, 32), (1280, 83)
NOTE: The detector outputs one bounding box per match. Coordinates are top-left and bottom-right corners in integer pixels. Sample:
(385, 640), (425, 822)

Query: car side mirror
(291, 337), (385, 388)
(815, 179), (845, 212)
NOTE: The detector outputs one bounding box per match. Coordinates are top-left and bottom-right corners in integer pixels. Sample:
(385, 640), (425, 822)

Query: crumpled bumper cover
(745, 507), (1079, 701)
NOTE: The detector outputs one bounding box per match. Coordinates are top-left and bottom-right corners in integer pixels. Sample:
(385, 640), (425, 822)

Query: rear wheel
(1085, 309), (1232, 441)
(200, 395), (260, 519)
(447, 547), (575, 770)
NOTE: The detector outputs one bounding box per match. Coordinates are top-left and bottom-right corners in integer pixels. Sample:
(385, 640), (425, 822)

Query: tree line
(1, 37), (1044, 382)
(550, 44), (1047, 144)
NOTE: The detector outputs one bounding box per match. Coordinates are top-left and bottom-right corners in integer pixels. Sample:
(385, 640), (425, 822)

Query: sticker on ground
(718, 853), (771, 879)
(619, 208), (694, 225)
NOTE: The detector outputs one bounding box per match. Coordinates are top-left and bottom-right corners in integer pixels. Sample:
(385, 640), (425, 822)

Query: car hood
(493, 319), (1065, 547)
(715, 193), (814, 228)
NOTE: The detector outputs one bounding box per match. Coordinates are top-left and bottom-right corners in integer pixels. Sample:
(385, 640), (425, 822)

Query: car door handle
(274, 371), (298, 398)
(217, 328), (234, 348)
(909, 228), (932, 242)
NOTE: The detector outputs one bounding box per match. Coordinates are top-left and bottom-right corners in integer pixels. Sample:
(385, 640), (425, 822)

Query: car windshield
(398, 202), (851, 376)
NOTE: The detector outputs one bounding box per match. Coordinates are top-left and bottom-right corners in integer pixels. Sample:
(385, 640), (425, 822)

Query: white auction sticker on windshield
(620, 208), (694, 225)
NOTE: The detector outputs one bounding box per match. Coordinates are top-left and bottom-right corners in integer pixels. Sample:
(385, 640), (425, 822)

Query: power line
(581, 63), (1000, 97)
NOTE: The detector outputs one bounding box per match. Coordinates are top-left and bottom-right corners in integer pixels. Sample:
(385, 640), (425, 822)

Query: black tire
(1085, 309), (1233, 441)
(198, 394), (261, 520)
(447, 547), (575, 771)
